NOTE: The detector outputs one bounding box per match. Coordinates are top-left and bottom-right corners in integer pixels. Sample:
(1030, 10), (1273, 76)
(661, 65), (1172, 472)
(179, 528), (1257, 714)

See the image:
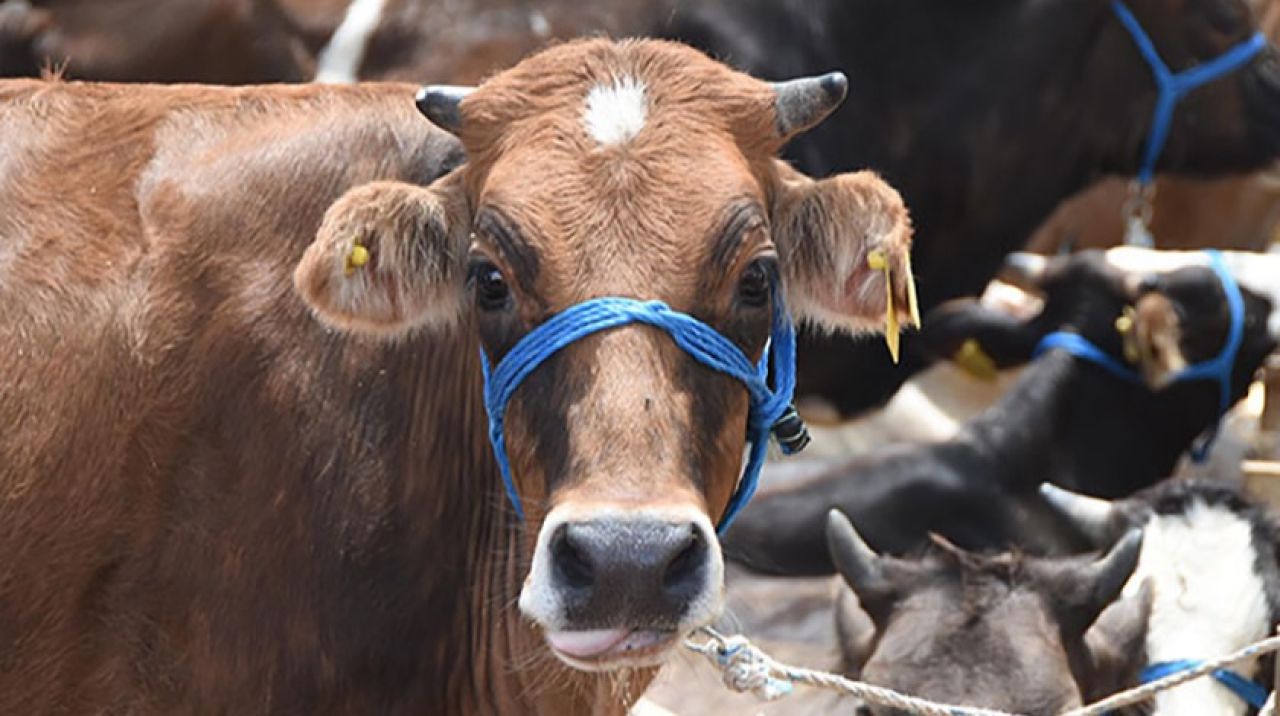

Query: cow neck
(955, 351), (1085, 486)
(442, 324), (657, 716)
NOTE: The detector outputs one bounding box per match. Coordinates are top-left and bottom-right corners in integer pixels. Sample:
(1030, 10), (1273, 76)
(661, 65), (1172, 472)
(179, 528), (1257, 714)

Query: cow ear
(1081, 579), (1153, 702)
(294, 174), (471, 337)
(771, 165), (918, 344)
(834, 583), (878, 675)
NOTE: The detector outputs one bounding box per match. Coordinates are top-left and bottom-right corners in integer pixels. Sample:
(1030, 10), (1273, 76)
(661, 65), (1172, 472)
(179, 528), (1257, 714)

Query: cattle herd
(1, 1), (1280, 715)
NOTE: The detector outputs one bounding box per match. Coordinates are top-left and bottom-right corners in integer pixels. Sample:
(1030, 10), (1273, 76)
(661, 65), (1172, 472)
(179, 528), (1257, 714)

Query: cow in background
(0, 39), (915, 713)
(0, 0), (313, 82)
(1030, 0), (1280, 255)
(1043, 479), (1280, 715)
(827, 511), (1152, 714)
(721, 249), (1278, 574)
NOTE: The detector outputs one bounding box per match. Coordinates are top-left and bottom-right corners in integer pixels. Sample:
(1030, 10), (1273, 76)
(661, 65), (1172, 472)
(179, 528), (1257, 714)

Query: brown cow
(0, 39), (913, 713)
(0, 0), (314, 82)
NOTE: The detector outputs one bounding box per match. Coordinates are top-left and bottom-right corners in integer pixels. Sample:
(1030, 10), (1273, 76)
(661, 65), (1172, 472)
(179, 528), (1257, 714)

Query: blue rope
(1111, 0), (1267, 184)
(1032, 331), (1144, 384)
(480, 293), (799, 532)
(1031, 250), (1246, 463)
(1140, 660), (1270, 709)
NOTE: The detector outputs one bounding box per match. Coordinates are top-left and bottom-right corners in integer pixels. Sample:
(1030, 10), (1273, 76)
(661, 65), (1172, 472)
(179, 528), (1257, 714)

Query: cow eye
(470, 260), (511, 311)
(737, 259), (772, 308)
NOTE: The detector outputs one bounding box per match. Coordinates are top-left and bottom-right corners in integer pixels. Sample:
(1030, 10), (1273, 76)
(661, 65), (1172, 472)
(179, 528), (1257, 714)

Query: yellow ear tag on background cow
(954, 338), (998, 382)
(867, 250), (900, 363)
(1116, 308), (1140, 364)
(345, 243), (370, 276)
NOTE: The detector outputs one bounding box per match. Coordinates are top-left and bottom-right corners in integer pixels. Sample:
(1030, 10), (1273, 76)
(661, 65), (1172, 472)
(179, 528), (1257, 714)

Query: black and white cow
(722, 249), (1278, 574)
(1043, 479), (1280, 714)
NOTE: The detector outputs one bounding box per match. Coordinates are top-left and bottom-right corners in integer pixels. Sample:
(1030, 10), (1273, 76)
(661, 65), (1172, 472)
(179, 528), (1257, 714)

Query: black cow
(651, 0), (1280, 416)
(722, 249), (1278, 575)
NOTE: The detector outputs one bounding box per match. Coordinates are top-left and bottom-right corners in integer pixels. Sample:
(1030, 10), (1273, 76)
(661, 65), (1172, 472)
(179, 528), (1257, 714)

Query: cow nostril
(662, 524), (706, 593)
(551, 525), (595, 590)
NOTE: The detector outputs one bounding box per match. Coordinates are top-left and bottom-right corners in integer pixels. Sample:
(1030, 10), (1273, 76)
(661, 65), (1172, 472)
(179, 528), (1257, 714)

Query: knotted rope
(686, 627), (1280, 716)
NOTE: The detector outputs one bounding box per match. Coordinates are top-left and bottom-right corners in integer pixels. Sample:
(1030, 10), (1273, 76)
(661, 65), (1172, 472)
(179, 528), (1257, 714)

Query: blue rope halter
(480, 291), (805, 533)
(1140, 660), (1269, 709)
(1032, 250), (1246, 463)
(1111, 0), (1268, 185)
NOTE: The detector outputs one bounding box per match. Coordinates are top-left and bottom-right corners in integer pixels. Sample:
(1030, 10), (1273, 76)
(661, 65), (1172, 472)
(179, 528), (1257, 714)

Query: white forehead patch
(583, 78), (648, 146)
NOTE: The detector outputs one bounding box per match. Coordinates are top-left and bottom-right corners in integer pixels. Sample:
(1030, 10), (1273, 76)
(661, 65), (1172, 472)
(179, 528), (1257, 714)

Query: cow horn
(415, 85), (474, 133)
(1040, 483), (1117, 546)
(826, 509), (895, 609)
(1081, 529), (1144, 612)
(772, 72), (848, 137)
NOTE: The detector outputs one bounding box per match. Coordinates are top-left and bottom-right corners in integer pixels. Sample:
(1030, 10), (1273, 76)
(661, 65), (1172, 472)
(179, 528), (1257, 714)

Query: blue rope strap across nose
(480, 294), (802, 532)
(1111, 0), (1267, 184)
(1140, 660), (1269, 709)
(1032, 250), (1246, 463)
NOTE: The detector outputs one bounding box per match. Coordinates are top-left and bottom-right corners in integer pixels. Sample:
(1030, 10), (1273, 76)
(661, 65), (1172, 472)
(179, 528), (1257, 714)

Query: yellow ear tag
(345, 243), (370, 276)
(868, 250), (900, 363)
(954, 338), (998, 382)
(903, 250), (921, 329)
(1115, 307), (1140, 364)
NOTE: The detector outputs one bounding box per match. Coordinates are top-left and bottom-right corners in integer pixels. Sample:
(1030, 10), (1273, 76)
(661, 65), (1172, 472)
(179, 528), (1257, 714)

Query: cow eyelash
(737, 258), (776, 308)
(468, 259), (511, 311)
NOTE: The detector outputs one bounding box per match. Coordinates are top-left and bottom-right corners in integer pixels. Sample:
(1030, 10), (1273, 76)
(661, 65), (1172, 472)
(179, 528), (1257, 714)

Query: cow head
(1103, 0), (1280, 173)
(294, 39), (914, 671)
(828, 511), (1150, 713)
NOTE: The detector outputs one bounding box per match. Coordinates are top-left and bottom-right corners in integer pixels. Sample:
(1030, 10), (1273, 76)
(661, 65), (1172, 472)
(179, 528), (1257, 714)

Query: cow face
(1109, 0), (1280, 173)
(294, 39), (915, 671)
(1104, 249), (1278, 389)
(828, 511), (1150, 714)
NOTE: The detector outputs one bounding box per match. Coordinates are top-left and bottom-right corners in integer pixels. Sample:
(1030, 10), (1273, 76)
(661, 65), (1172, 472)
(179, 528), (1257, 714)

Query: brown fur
(0, 39), (912, 715)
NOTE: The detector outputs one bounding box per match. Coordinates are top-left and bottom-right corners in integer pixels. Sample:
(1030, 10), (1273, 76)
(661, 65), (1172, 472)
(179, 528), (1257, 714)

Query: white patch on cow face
(1105, 247), (1280, 340)
(583, 78), (648, 146)
(1122, 500), (1269, 716)
(314, 0), (388, 84)
(518, 503), (724, 670)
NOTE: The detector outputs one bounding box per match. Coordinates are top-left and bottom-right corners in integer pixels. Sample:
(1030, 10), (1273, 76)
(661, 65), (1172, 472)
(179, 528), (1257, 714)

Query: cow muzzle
(519, 505), (724, 670)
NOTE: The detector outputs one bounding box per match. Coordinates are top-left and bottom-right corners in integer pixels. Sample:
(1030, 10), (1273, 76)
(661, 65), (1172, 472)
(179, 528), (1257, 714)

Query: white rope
(685, 627), (1280, 716)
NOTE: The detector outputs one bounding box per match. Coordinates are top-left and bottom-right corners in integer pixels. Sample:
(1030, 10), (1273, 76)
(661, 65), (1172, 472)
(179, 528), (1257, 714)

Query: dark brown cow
(0, 39), (913, 713)
(0, 0), (313, 82)
(828, 511), (1152, 714)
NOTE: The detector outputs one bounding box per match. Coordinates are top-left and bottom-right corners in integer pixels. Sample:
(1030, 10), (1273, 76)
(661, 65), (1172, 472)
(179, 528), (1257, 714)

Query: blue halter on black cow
(720, 248), (1278, 574)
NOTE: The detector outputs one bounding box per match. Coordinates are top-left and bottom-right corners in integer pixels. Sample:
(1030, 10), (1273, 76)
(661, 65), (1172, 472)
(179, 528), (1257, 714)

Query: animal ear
(1128, 289), (1189, 388)
(833, 583), (878, 676)
(770, 164), (918, 355)
(1081, 578), (1153, 702)
(917, 297), (1043, 378)
(294, 174), (471, 337)
(1038, 529), (1144, 636)
(826, 510), (899, 627)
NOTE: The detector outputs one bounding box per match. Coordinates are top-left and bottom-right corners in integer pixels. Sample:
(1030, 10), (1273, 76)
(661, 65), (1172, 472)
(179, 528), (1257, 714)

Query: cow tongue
(545, 628), (633, 658)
